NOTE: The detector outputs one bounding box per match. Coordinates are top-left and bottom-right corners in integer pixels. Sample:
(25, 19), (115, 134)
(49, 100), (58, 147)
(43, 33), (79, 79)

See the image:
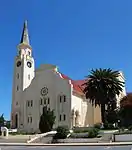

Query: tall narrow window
(64, 95), (66, 102)
(17, 73), (19, 79)
(16, 86), (19, 91)
(63, 114), (66, 121)
(28, 51), (30, 56)
(30, 117), (32, 123)
(31, 100), (33, 107)
(59, 115), (61, 121)
(40, 98), (43, 105)
(28, 74), (30, 80)
(44, 98), (46, 105)
(27, 117), (30, 123)
(60, 96), (61, 103)
(48, 98), (50, 104)
(27, 101), (30, 107)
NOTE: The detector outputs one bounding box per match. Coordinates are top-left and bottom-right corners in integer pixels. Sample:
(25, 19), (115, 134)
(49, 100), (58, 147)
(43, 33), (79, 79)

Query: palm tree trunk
(101, 104), (106, 123)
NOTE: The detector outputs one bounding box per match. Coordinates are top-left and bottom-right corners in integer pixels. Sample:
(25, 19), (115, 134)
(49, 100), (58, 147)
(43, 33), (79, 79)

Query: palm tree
(83, 68), (124, 123)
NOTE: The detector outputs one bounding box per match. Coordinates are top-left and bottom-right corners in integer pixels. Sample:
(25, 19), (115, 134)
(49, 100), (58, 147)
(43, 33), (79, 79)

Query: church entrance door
(15, 114), (18, 128)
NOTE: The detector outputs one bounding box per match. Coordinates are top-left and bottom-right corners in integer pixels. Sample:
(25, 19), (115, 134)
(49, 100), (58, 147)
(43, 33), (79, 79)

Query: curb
(27, 131), (57, 143)
(0, 142), (132, 146)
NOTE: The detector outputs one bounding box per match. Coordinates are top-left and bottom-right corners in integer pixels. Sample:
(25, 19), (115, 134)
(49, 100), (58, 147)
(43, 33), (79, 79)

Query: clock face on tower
(17, 61), (21, 67)
(27, 61), (32, 68)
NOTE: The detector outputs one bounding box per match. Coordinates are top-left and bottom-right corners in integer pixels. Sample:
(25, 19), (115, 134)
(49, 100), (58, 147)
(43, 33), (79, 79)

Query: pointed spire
(20, 20), (30, 46)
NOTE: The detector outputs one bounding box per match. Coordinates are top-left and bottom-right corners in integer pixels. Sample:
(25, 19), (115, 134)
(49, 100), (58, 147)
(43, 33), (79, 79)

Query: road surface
(0, 146), (132, 150)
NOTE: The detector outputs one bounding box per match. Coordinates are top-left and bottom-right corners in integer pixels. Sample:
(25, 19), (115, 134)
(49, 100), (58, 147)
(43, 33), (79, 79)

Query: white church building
(11, 21), (126, 133)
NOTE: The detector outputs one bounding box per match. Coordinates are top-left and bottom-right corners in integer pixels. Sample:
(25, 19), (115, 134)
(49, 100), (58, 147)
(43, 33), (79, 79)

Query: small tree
(0, 114), (5, 127)
(0, 114), (5, 135)
(88, 128), (99, 138)
(119, 93), (132, 127)
(39, 106), (56, 133)
(5, 121), (10, 129)
(53, 126), (69, 139)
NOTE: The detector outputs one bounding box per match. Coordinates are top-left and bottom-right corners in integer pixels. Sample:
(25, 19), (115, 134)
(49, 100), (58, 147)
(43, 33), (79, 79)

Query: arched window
(28, 51), (30, 56)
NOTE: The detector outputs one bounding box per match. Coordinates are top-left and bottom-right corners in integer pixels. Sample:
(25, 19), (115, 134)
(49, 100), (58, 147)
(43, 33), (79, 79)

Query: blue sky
(0, 0), (132, 119)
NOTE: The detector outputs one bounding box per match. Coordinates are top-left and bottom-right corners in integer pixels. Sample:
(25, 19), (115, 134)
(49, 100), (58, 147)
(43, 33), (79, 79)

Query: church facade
(11, 21), (126, 133)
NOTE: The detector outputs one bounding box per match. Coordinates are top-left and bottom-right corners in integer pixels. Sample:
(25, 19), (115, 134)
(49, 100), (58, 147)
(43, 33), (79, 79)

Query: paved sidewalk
(0, 135), (32, 143)
(0, 146), (131, 150)
(0, 142), (131, 146)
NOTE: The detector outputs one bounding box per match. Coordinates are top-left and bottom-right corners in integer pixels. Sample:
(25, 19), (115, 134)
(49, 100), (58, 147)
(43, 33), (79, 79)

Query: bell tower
(17, 20), (35, 90)
(11, 20), (35, 129)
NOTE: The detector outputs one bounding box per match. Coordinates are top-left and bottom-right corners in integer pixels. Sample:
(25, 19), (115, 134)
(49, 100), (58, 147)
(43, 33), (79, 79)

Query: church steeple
(18, 20), (32, 50)
(20, 20), (30, 46)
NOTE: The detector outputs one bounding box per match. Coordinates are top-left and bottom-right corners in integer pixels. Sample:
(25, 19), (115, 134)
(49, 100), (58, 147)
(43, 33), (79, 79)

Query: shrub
(88, 128), (99, 138)
(70, 132), (89, 138)
(53, 126), (69, 139)
(118, 127), (125, 133)
(128, 125), (132, 131)
(94, 123), (101, 129)
(70, 127), (99, 138)
(103, 123), (115, 129)
(74, 129), (89, 133)
(73, 127), (90, 133)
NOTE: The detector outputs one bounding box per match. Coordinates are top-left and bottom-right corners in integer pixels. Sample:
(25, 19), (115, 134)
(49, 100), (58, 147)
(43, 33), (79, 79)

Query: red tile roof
(60, 73), (86, 95)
